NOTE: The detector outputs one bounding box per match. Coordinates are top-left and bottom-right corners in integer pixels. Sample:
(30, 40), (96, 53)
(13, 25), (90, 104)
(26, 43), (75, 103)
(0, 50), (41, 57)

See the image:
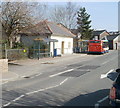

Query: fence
(31, 49), (51, 59)
(2, 48), (51, 60)
(5, 49), (28, 61)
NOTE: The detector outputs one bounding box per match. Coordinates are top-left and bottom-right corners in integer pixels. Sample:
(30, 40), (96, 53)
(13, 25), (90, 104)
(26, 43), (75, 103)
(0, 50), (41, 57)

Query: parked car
(109, 69), (120, 107)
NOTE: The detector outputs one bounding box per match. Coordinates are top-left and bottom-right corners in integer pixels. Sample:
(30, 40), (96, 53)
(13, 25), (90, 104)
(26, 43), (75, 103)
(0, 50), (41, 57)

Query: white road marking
(21, 73), (42, 79)
(26, 89), (45, 95)
(26, 78), (69, 95)
(102, 61), (109, 65)
(102, 56), (117, 65)
(12, 95), (25, 102)
(21, 76), (27, 78)
(35, 73), (42, 77)
(95, 103), (99, 108)
(100, 69), (114, 79)
(3, 78), (69, 107)
(3, 102), (11, 107)
(94, 96), (108, 108)
(49, 69), (74, 77)
(2, 73), (19, 81)
(30, 73), (42, 78)
(98, 96), (108, 103)
(0, 81), (8, 85)
(60, 78), (68, 85)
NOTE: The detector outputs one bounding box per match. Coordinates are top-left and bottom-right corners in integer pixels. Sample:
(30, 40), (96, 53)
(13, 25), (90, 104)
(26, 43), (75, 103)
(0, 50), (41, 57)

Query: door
(115, 43), (118, 50)
(61, 41), (64, 54)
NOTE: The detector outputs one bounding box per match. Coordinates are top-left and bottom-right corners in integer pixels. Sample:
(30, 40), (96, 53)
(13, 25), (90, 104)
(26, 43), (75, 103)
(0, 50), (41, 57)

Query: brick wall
(0, 59), (8, 73)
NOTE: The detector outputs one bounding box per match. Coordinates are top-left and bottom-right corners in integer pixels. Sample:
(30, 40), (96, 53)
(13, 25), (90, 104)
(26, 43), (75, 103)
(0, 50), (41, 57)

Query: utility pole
(38, 41), (40, 60)
(5, 44), (7, 59)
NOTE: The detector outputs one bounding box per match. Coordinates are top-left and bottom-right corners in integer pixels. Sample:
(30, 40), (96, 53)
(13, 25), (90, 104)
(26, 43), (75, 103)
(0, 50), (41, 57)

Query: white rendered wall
(50, 35), (73, 56)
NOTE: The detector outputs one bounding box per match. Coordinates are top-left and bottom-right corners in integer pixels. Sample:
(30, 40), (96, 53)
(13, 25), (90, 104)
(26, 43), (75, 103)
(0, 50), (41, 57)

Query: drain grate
(60, 70), (90, 77)
(41, 62), (54, 64)
(23, 76), (30, 78)
(77, 65), (100, 70)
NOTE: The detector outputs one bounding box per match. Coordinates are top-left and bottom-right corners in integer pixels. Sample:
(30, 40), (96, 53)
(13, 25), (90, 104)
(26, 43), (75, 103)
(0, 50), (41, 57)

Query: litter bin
(54, 49), (57, 57)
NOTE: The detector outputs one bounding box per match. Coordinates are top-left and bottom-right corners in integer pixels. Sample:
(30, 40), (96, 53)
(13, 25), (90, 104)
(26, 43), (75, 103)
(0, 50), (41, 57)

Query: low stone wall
(0, 59), (8, 73)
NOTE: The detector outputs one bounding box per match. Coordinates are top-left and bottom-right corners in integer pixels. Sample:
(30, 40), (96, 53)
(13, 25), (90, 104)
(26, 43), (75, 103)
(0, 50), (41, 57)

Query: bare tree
(28, 2), (48, 24)
(50, 2), (78, 29)
(65, 2), (78, 29)
(1, 2), (34, 48)
(1, 2), (47, 48)
(50, 5), (66, 25)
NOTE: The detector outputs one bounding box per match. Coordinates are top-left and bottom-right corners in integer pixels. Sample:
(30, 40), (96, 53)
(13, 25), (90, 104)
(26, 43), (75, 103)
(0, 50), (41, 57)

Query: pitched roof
(71, 29), (79, 35)
(47, 21), (75, 37)
(19, 21), (52, 35)
(93, 30), (107, 36)
(107, 34), (119, 40)
(20, 20), (75, 37)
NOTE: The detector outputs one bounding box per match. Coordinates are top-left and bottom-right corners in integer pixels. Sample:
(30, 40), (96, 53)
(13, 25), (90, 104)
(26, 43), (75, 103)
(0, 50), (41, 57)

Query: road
(2, 50), (119, 107)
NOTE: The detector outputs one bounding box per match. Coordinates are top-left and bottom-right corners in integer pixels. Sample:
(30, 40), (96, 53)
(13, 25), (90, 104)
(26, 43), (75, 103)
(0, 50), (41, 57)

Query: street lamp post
(77, 33), (81, 52)
(38, 40), (40, 60)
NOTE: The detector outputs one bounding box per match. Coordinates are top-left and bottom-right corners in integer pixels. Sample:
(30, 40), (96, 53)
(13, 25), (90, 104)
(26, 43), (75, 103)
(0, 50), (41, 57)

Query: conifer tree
(77, 7), (93, 40)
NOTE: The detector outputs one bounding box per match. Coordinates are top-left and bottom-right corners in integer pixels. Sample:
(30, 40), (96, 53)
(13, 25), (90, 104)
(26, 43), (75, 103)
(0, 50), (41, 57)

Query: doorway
(61, 41), (64, 54)
(115, 43), (118, 50)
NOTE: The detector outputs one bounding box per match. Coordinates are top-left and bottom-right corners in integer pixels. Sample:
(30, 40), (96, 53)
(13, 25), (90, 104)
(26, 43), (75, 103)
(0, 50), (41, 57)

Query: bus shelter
(78, 40), (89, 53)
(33, 38), (58, 59)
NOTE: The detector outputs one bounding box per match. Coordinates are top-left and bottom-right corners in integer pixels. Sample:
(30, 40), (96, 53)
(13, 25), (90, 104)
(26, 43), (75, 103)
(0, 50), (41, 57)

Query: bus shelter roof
(34, 38), (43, 41)
(78, 39), (89, 42)
(34, 38), (58, 42)
(44, 38), (58, 42)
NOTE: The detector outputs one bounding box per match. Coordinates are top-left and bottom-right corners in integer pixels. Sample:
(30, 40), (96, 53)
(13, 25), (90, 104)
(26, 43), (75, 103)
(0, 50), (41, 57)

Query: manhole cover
(60, 70), (90, 77)
(77, 65), (100, 70)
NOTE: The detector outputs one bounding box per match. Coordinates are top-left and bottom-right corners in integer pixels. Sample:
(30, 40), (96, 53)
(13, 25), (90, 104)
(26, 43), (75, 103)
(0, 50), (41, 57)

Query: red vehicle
(88, 40), (109, 54)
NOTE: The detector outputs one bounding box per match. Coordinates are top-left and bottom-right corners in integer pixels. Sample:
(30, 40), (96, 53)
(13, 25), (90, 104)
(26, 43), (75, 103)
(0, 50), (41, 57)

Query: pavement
(0, 53), (87, 85)
(0, 71), (19, 84)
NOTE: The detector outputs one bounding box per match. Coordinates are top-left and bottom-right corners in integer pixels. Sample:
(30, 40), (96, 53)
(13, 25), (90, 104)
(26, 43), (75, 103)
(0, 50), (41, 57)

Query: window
(90, 41), (101, 43)
(102, 42), (108, 48)
(116, 74), (120, 85)
(68, 42), (71, 48)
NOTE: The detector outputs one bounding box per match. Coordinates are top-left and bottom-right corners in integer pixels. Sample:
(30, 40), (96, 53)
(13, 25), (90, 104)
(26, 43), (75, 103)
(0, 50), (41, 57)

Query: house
(109, 31), (120, 35)
(107, 34), (119, 50)
(71, 29), (89, 53)
(91, 30), (110, 40)
(71, 29), (80, 50)
(19, 20), (75, 58)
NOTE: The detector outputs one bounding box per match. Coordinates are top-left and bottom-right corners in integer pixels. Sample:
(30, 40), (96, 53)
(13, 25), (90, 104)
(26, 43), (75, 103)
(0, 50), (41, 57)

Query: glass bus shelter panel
(33, 40), (50, 59)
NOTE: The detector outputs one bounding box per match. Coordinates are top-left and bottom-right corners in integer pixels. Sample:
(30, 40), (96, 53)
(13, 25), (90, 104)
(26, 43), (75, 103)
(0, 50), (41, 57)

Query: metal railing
(2, 48), (51, 60)
(5, 49), (28, 61)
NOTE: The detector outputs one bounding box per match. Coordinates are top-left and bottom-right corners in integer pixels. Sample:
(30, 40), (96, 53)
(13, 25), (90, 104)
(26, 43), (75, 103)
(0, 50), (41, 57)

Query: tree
(65, 2), (78, 29)
(50, 2), (78, 29)
(77, 7), (93, 40)
(29, 2), (48, 23)
(1, 2), (47, 48)
(1, 2), (34, 48)
(50, 5), (66, 26)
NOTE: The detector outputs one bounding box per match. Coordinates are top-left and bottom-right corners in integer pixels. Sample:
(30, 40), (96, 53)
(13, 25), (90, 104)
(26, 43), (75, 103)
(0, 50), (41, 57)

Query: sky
(118, 2), (120, 31)
(46, 2), (118, 32)
(80, 2), (118, 32)
(2, 0), (119, 32)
